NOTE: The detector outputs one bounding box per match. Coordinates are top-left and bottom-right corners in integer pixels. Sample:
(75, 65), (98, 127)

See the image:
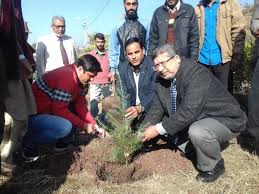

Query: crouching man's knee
(55, 119), (73, 139)
(188, 122), (204, 145)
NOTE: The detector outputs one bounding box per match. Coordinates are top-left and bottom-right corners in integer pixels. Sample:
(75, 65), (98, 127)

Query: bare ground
(1, 134), (259, 194)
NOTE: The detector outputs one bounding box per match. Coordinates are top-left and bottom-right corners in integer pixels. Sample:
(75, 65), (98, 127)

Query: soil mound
(27, 136), (193, 184)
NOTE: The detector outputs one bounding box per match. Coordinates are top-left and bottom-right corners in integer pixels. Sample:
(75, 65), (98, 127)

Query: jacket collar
(163, 1), (187, 18)
(129, 57), (146, 75)
(51, 33), (68, 41)
(163, 0), (181, 13)
(95, 49), (106, 56)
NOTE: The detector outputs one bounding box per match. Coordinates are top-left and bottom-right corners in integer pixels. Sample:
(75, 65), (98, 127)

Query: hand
(254, 29), (259, 38)
(141, 125), (160, 143)
(108, 72), (116, 82)
(20, 58), (33, 80)
(95, 125), (109, 139)
(82, 123), (96, 134)
(125, 106), (140, 120)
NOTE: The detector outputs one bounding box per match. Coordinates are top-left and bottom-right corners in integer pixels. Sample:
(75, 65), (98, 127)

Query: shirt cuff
(19, 54), (26, 61)
(155, 122), (168, 136)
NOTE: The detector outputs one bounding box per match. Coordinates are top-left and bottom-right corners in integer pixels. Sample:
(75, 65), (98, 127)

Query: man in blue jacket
(118, 37), (156, 124)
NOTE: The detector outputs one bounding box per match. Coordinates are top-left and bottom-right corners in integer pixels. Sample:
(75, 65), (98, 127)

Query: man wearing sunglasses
(141, 44), (247, 182)
(36, 16), (77, 77)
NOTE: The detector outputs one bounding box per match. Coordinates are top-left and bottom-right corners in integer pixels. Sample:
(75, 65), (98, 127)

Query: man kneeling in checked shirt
(22, 54), (107, 162)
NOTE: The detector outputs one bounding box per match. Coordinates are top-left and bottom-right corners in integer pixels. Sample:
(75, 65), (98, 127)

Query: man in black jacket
(141, 44), (247, 182)
(109, 0), (147, 77)
(147, 0), (199, 61)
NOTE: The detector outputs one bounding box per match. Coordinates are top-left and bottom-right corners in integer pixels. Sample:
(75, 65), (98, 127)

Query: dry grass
(55, 139), (259, 194)
(1, 139), (259, 194)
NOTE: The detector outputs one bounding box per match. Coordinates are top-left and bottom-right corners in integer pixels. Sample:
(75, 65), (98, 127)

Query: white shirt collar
(168, 1), (181, 13)
(51, 32), (64, 41)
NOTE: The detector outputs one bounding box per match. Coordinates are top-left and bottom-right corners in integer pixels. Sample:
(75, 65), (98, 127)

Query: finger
(125, 110), (134, 118)
(102, 130), (106, 138)
(128, 112), (138, 120)
(141, 135), (149, 143)
(125, 112), (131, 118)
(88, 127), (95, 134)
(126, 107), (134, 112)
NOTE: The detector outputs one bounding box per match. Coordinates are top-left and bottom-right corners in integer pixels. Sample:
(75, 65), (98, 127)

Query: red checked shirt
(32, 64), (96, 129)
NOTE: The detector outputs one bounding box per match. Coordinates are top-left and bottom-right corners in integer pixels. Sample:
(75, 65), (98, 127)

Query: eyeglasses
(53, 25), (66, 29)
(153, 56), (174, 71)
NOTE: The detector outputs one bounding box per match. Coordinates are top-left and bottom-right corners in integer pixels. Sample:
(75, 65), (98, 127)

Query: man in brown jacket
(195, 0), (246, 91)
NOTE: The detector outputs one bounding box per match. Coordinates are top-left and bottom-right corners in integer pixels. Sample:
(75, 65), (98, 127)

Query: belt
(199, 62), (222, 68)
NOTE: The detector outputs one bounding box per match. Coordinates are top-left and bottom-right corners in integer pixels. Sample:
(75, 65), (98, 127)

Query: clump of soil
(27, 136), (193, 185)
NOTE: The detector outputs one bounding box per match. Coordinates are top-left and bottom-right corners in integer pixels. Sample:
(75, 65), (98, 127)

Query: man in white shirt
(36, 16), (77, 77)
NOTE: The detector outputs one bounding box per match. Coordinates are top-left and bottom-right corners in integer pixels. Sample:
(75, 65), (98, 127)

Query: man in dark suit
(118, 37), (156, 124)
(141, 44), (247, 182)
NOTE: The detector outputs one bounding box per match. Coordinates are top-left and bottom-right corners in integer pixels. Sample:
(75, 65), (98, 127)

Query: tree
(98, 76), (144, 165)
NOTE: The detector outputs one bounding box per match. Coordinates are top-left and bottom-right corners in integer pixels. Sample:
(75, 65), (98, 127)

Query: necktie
(59, 37), (69, 64)
(170, 78), (178, 145)
(170, 79), (177, 113)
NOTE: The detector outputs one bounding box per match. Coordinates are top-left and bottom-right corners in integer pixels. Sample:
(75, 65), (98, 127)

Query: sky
(22, 0), (253, 46)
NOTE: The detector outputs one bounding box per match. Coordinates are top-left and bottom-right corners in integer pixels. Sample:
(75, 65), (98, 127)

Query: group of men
(0, 0), (258, 184)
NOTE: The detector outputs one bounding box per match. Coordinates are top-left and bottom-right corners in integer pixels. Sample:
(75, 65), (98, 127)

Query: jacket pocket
(219, 10), (231, 32)
(180, 16), (191, 28)
(221, 11), (231, 18)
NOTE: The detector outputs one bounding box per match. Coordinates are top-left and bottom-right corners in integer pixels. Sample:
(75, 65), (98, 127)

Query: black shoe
(22, 147), (40, 162)
(238, 130), (256, 146)
(179, 142), (196, 160)
(179, 149), (196, 160)
(54, 142), (73, 153)
(196, 158), (225, 182)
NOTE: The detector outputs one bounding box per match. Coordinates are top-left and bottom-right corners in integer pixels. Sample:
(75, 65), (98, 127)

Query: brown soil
(26, 136), (193, 185)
